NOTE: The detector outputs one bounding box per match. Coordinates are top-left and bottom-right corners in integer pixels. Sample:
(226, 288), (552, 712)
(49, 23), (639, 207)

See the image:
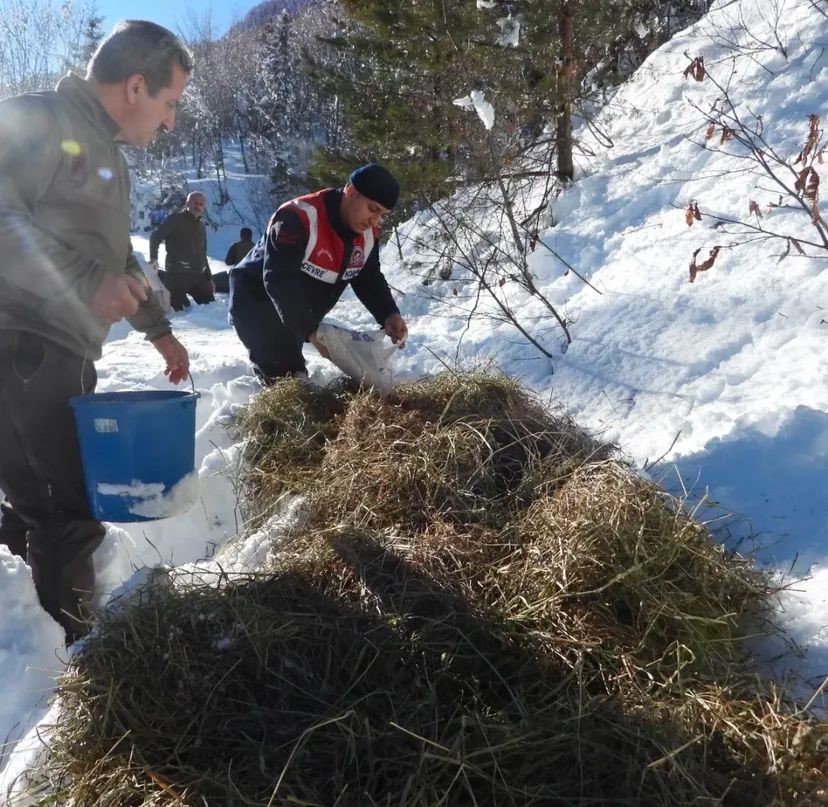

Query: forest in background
(0, 0), (712, 216)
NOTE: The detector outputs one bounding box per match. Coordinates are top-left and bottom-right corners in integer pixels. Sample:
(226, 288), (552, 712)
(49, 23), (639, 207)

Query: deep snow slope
(382, 0), (828, 693)
(390, 0), (828, 572)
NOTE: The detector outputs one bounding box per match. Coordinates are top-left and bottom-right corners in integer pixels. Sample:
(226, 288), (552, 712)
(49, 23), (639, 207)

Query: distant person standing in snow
(150, 191), (215, 311)
(149, 206), (167, 228)
(213, 226), (255, 294)
(229, 163), (408, 383)
(0, 20), (192, 643)
(225, 226), (255, 266)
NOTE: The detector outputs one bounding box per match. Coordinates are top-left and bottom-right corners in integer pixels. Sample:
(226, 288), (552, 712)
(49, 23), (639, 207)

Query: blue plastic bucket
(69, 389), (199, 523)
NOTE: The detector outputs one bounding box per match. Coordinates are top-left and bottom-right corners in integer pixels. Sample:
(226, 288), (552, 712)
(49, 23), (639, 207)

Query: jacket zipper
(336, 236), (353, 282)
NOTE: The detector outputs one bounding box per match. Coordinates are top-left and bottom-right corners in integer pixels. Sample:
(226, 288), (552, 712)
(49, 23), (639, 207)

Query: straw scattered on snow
(36, 373), (827, 806)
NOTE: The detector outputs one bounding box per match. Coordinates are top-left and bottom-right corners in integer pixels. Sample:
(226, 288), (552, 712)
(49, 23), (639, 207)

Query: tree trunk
(239, 133), (249, 173)
(556, 1), (574, 182)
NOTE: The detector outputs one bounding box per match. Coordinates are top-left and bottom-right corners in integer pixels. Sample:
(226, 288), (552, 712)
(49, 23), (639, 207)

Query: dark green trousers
(160, 270), (215, 311)
(0, 331), (105, 643)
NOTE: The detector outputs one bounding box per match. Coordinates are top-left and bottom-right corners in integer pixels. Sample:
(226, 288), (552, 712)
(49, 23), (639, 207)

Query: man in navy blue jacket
(229, 164), (408, 383)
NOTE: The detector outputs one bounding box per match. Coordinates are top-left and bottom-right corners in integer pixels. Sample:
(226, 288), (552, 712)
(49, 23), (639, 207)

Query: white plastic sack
(315, 321), (400, 394)
(140, 259), (171, 312)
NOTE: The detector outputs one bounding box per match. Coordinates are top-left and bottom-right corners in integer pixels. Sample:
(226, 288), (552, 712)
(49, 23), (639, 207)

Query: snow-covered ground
(2, 0), (828, 798)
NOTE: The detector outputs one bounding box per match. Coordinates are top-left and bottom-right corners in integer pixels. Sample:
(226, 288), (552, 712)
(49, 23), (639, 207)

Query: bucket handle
(187, 373), (201, 399)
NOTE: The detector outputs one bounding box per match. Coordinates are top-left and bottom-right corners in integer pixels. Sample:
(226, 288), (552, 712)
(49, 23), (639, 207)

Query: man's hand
(152, 333), (190, 385)
(384, 313), (408, 347)
(308, 331), (330, 359)
(90, 273), (148, 323)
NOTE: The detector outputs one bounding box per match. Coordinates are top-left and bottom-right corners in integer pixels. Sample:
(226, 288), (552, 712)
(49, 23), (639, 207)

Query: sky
(94, 0), (262, 39)
(2, 0), (828, 800)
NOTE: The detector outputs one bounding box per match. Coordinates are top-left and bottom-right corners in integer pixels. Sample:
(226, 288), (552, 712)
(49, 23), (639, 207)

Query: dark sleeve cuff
(146, 326), (173, 343)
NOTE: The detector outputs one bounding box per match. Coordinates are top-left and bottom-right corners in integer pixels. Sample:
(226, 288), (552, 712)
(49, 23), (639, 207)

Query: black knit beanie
(348, 163), (400, 210)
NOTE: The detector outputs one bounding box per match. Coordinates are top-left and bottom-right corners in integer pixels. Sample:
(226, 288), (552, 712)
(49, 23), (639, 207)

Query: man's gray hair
(87, 20), (193, 96)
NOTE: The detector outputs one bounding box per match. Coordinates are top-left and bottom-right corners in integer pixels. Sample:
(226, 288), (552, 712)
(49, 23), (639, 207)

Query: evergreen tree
(246, 3), (345, 200)
(312, 0), (490, 199)
(78, 9), (104, 68)
(314, 0), (709, 199)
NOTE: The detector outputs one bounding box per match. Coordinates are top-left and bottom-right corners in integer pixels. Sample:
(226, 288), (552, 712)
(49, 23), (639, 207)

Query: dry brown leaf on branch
(795, 166), (822, 222)
(700, 246), (721, 271)
(806, 114), (821, 161)
(720, 126), (735, 144)
(685, 201), (702, 226)
(795, 167), (814, 194)
(705, 122), (716, 140)
(811, 199), (822, 225)
(749, 200), (762, 219)
(805, 170), (820, 203)
(689, 249), (701, 282)
(795, 115), (822, 165)
(683, 56), (705, 82)
(777, 238), (805, 262)
(689, 246), (721, 283)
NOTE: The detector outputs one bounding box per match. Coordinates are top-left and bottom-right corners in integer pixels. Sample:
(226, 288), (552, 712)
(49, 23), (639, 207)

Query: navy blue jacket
(231, 188), (399, 341)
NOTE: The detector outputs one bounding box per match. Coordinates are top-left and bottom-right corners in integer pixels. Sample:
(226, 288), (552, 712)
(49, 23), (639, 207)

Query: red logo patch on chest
(348, 247), (364, 268)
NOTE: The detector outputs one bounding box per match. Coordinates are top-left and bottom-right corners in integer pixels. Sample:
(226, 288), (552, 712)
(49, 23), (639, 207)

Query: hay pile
(42, 374), (826, 806)
(312, 374), (608, 530)
(233, 376), (347, 502)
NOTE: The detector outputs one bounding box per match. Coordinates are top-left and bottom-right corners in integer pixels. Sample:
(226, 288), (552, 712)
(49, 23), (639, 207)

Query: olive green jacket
(149, 209), (211, 276)
(0, 73), (171, 359)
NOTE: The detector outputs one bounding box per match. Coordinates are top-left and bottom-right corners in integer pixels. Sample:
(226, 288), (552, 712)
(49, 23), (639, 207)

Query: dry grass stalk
(233, 377), (347, 515)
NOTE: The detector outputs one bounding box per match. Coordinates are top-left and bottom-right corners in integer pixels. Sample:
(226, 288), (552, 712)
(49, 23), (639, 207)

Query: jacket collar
(55, 72), (121, 139)
(324, 188), (356, 238)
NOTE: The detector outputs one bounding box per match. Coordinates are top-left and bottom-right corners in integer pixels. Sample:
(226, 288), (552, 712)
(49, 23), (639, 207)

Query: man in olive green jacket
(150, 191), (216, 310)
(0, 20), (192, 643)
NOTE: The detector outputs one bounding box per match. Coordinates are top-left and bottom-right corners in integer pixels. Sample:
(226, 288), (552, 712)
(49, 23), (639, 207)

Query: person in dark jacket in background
(225, 226), (255, 266)
(229, 163), (408, 383)
(0, 20), (192, 643)
(149, 206), (166, 228)
(213, 226), (255, 293)
(150, 191), (215, 311)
